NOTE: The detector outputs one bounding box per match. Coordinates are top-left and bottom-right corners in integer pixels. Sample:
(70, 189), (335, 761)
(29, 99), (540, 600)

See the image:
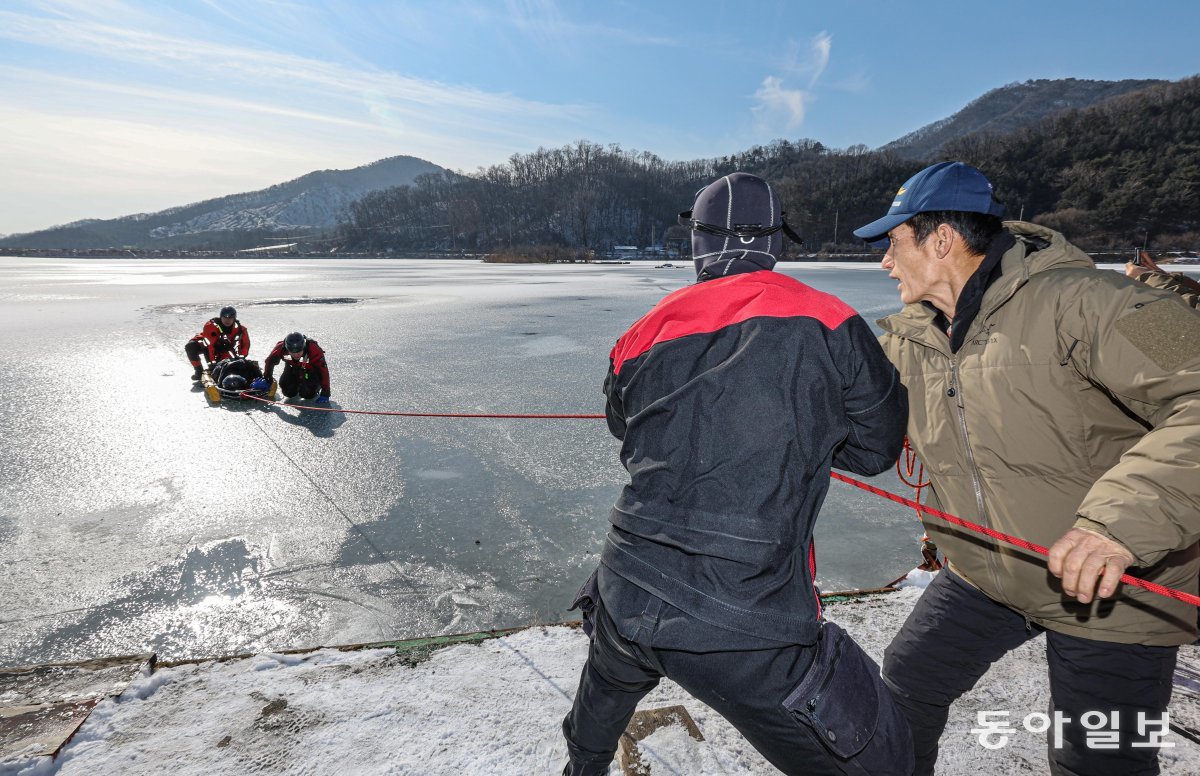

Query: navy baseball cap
(853, 161), (1005, 242)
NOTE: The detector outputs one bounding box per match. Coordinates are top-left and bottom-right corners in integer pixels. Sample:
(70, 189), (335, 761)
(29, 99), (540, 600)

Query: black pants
(184, 339), (208, 368)
(882, 568), (1178, 776)
(278, 365), (319, 399)
(562, 589), (912, 776)
(184, 340), (233, 368)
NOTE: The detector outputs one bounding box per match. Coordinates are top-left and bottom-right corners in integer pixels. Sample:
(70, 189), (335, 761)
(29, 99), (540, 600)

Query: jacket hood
(1005, 220), (1094, 275)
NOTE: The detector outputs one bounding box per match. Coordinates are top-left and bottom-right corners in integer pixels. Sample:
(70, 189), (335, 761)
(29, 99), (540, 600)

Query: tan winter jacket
(879, 221), (1200, 646)
(1136, 268), (1200, 309)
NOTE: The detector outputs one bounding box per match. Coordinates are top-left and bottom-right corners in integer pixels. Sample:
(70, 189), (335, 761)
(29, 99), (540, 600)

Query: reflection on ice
(0, 257), (928, 667)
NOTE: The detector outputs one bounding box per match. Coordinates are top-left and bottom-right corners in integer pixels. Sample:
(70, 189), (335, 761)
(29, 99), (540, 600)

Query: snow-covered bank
(5, 588), (1198, 775)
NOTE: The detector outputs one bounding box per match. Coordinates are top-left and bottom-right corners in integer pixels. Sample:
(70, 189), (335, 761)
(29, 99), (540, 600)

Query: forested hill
(339, 141), (926, 256)
(5, 77), (1197, 254)
(340, 77), (1200, 254)
(0, 156), (445, 250)
(942, 77), (1200, 248)
(881, 78), (1166, 161)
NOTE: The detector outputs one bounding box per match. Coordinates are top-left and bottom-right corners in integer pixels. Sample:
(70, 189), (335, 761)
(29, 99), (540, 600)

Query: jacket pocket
(568, 568), (600, 639)
(782, 621), (914, 775)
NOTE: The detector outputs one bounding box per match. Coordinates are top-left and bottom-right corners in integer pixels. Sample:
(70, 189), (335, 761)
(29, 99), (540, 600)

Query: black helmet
(221, 373), (248, 391)
(681, 172), (802, 279)
(219, 306), (236, 319)
(284, 332), (306, 354)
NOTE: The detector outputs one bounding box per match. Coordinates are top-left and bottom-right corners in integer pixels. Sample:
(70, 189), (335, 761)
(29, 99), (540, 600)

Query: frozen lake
(6, 256), (1158, 667)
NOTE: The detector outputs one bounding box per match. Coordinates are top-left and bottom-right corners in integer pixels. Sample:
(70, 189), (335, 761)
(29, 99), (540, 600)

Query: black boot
(192, 367), (203, 381)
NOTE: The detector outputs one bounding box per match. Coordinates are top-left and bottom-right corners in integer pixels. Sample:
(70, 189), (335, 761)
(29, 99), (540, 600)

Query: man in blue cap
(560, 173), (913, 775)
(858, 161), (1200, 775)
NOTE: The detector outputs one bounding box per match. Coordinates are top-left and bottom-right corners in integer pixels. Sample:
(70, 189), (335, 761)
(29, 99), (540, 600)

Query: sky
(1, 1), (1198, 236)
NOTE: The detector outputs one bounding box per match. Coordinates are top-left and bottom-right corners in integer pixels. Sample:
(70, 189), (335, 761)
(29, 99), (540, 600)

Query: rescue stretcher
(200, 357), (278, 403)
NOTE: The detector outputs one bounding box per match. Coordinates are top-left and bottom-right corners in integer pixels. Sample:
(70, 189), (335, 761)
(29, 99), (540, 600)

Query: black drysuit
(562, 261), (912, 775)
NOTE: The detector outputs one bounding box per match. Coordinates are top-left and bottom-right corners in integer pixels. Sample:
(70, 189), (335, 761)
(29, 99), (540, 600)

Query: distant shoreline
(2, 249), (1198, 270)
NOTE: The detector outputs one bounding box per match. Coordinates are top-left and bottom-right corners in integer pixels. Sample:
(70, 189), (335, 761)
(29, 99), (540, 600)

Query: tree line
(338, 77), (1200, 256)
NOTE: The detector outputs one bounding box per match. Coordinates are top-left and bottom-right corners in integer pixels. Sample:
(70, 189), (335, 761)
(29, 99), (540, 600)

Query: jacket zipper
(950, 352), (1011, 606)
(949, 355), (986, 520)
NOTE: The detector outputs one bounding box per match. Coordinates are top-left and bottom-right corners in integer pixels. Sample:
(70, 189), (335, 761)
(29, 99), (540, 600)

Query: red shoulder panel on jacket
(610, 271), (856, 375)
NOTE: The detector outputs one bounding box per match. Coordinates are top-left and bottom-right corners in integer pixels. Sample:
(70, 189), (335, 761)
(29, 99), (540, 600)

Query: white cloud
(0, 4), (611, 232)
(751, 31), (832, 132)
(501, 0), (678, 48)
(751, 76), (812, 131)
(808, 31), (832, 87)
(832, 70), (872, 94)
(0, 9), (588, 120)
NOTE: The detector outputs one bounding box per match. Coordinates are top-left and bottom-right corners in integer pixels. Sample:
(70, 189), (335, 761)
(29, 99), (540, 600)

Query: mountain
(940, 76), (1200, 249)
(336, 77), (1200, 255)
(881, 78), (1167, 161)
(1, 155), (446, 250)
(7, 77), (1193, 254)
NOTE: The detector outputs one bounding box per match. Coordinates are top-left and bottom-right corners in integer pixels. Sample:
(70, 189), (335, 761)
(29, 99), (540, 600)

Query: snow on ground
(4, 587), (1197, 776)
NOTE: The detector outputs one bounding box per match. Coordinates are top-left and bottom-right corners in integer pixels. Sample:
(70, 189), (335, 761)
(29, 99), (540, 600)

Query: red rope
(895, 437), (930, 520)
(235, 393), (1198, 608)
(830, 471), (1200, 608)
(236, 392), (605, 419)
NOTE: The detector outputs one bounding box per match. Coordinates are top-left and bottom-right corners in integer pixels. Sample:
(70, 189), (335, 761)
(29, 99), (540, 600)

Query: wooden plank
(617, 705), (703, 776)
(0, 654), (152, 761)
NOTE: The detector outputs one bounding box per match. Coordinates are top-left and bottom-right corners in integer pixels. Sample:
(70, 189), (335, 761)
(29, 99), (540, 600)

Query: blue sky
(2, 0), (1198, 236)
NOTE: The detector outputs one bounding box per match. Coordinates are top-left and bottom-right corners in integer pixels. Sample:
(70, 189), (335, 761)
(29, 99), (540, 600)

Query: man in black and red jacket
(561, 173), (912, 775)
(255, 332), (330, 403)
(184, 306), (250, 380)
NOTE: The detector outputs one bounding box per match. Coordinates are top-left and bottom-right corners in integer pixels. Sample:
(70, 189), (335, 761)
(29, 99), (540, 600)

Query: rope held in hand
(830, 471), (1200, 608)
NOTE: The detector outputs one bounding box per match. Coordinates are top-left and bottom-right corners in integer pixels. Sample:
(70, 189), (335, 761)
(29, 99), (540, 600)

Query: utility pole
(832, 209), (839, 246)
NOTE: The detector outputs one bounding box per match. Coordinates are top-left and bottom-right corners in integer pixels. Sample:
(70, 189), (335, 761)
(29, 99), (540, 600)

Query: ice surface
(6, 258), (1182, 668)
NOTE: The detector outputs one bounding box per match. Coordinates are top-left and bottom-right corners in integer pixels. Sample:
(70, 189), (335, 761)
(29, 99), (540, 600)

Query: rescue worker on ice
(184, 305), (250, 381)
(254, 332), (330, 403)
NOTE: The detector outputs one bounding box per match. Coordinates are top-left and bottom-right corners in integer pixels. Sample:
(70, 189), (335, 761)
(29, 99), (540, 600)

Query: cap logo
(896, 187), (907, 195)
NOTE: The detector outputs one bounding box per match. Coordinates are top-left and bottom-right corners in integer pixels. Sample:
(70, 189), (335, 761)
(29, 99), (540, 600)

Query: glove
(315, 395), (330, 405)
(250, 377), (269, 391)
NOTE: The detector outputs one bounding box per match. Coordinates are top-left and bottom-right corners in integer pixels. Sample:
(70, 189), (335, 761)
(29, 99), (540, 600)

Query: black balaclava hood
(691, 172), (782, 281)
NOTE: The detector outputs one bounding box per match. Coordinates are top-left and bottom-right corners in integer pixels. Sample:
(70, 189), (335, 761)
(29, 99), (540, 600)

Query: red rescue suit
(263, 338), (330, 396)
(186, 318), (250, 368)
